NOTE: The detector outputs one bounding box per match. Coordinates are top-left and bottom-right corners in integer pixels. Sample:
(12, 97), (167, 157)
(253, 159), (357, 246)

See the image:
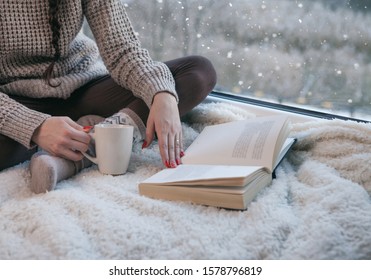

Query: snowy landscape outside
(84, 0), (371, 120)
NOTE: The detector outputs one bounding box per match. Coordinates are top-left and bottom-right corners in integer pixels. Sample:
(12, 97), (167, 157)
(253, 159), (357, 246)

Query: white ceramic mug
(82, 124), (134, 175)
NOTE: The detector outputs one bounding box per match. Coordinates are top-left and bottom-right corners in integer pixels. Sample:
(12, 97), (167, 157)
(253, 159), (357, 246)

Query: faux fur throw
(0, 102), (370, 259)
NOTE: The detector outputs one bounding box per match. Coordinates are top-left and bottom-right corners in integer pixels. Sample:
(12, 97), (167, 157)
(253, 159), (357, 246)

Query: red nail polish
(165, 161), (171, 168)
(176, 159), (181, 165)
(83, 126), (93, 133)
(180, 151), (185, 158)
(142, 140), (147, 149)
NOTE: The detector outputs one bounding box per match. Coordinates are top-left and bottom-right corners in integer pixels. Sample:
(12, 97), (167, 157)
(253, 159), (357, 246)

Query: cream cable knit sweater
(0, 0), (177, 148)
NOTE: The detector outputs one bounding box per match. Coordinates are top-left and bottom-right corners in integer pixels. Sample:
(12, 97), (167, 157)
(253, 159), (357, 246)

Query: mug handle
(81, 130), (98, 164)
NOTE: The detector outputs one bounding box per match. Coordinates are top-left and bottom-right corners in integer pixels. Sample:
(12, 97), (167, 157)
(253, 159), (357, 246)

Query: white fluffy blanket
(1, 102), (371, 260)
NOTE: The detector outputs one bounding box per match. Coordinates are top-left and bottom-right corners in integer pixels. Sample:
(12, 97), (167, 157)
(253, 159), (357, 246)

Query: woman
(0, 0), (217, 193)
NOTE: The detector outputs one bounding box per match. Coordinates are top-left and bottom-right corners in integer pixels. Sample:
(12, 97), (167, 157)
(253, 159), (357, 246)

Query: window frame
(209, 90), (370, 124)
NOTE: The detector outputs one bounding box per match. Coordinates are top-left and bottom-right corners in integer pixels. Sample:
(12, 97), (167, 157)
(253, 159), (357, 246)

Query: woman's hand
(31, 116), (91, 161)
(144, 92), (183, 168)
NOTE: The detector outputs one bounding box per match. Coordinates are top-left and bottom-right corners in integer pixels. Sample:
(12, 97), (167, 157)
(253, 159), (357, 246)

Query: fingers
(143, 118), (156, 149)
(144, 118), (184, 168)
(61, 147), (85, 162)
(39, 117), (91, 161)
(66, 118), (91, 145)
(157, 132), (183, 168)
(173, 133), (183, 166)
(47, 134), (90, 160)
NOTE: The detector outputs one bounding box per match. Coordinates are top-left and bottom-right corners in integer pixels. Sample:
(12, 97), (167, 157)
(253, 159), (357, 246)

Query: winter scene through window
(84, 0), (371, 120)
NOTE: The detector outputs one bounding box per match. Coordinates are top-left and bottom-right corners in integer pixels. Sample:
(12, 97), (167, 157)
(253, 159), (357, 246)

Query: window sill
(206, 91), (369, 124)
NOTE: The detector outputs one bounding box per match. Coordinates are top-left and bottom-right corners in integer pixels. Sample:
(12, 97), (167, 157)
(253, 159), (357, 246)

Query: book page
(140, 164), (264, 187)
(182, 115), (289, 171)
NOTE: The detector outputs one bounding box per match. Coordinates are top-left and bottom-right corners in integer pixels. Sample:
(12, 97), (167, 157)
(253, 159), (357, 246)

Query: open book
(138, 115), (296, 210)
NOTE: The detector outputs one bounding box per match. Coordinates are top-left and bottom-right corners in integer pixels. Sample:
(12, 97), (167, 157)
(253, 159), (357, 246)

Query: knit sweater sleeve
(82, 0), (177, 108)
(0, 92), (50, 148)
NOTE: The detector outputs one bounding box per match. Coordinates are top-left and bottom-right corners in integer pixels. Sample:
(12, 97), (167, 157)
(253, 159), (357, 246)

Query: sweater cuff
(139, 78), (178, 108)
(2, 106), (50, 148)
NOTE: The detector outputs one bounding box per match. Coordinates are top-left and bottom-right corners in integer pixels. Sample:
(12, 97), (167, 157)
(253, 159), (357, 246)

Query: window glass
(85, 0), (371, 120)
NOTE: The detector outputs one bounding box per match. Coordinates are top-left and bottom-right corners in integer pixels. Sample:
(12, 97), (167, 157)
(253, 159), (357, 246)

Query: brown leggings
(0, 55), (217, 171)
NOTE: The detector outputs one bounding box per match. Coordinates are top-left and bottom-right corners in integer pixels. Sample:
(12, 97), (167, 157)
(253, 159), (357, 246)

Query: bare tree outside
(84, 0), (371, 120)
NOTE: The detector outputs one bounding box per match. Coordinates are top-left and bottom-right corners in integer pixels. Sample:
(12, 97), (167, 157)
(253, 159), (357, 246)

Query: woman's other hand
(144, 92), (183, 168)
(31, 116), (91, 161)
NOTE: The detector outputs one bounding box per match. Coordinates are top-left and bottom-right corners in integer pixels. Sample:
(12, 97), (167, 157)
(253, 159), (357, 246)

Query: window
(84, 0), (371, 121)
